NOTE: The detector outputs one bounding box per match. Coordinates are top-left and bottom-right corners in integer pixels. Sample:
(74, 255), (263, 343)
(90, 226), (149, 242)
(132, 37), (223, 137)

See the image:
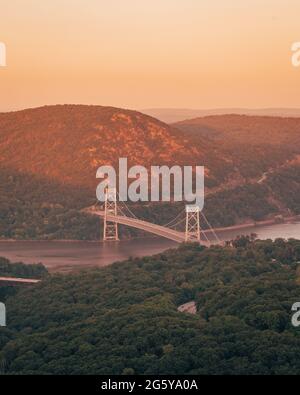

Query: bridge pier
(103, 188), (119, 241)
(185, 206), (201, 243)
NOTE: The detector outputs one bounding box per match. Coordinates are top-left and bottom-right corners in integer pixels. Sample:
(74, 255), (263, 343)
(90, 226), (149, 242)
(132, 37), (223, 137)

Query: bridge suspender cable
(201, 212), (221, 244)
(88, 194), (221, 246)
(201, 228), (211, 244)
(162, 209), (186, 228)
(168, 216), (186, 230)
(116, 192), (139, 219)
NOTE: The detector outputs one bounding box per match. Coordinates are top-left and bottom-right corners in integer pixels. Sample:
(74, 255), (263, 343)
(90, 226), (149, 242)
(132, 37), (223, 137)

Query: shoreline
(205, 214), (300, 234)
(1, 214), (299, 243)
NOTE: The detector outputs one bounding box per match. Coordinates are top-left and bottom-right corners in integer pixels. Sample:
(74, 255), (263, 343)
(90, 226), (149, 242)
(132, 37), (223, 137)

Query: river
(0, 221), (299, 272)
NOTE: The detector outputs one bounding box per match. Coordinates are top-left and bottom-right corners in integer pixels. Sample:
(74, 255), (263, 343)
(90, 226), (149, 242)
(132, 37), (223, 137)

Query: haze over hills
(174, 114), (300, 146)
(143, 108), (300, 123)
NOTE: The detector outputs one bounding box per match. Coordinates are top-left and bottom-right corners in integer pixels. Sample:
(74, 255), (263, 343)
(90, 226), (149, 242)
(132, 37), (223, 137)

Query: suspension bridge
(83, 188), (221, 246)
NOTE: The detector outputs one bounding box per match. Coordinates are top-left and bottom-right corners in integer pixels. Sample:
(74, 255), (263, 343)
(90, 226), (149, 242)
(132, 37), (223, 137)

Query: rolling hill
(0, 105), (197, 189)
(174, 114), (300, 180)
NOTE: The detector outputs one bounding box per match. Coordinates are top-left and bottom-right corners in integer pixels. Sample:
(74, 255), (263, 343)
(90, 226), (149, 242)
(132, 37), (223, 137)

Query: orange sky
(0, 0), (300, 111)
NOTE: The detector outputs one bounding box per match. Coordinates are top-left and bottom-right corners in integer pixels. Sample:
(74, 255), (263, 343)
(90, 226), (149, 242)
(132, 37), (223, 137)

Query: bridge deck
(0, 277), (41, 284)
(85, 208), (210, 246)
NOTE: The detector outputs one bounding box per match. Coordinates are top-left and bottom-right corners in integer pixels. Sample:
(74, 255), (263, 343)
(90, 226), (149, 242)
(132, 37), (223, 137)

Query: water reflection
(0, 221), (299, 272)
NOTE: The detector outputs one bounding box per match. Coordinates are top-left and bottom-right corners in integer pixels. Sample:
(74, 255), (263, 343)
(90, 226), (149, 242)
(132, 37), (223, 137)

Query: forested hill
(1, 239), (300, 375)
(174, 114), (300, 180)
(1, 107), (300, 240)
(0, 105), (206, 189)
(2, 106), (300, 191)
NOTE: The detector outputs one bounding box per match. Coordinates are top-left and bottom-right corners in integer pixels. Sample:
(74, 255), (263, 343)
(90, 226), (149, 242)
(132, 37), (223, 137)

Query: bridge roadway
(85, 208), (210, 246)
(0, 277), (41, 285)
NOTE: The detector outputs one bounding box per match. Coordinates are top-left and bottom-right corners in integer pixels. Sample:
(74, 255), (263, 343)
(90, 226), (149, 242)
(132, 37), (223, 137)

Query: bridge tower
(103, 188), (119, 241)
(185, 206), (200, 243)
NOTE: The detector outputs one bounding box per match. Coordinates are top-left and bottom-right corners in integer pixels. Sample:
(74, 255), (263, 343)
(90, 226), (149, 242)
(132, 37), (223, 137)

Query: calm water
(0, 221), (299, 272)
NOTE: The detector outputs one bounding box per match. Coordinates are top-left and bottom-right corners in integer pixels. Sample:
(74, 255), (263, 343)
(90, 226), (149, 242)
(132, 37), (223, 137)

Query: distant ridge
(143, 108), (300, 123)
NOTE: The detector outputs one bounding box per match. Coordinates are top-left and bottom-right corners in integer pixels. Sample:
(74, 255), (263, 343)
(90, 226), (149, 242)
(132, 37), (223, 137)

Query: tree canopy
(1, 239), (300, 374)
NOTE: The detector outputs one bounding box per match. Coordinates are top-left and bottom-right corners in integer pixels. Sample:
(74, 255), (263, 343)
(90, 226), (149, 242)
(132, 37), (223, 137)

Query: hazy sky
(0, 0), (300, 111)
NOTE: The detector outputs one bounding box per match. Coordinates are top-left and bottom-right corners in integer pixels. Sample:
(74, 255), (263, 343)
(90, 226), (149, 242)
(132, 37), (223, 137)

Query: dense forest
(1, 239), (300, 374)
(0, 257), (47, 279)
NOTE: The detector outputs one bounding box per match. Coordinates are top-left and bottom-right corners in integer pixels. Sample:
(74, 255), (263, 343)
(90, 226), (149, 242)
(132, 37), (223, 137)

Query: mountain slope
(1, 108), (300, 240)
(0, 105), (201, 189)
(174, 114), (300, 180)
(2, 240), (300, 374)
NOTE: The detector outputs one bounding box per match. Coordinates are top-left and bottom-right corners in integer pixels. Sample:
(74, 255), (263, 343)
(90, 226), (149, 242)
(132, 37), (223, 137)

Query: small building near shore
(177, 301), (197, 315)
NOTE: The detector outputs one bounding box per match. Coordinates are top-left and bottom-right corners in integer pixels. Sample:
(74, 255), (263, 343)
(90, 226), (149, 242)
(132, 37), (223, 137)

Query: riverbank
(0, 221), (299, 273)
(205, 214), (300, 234)
(1, 214), (299, 243)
